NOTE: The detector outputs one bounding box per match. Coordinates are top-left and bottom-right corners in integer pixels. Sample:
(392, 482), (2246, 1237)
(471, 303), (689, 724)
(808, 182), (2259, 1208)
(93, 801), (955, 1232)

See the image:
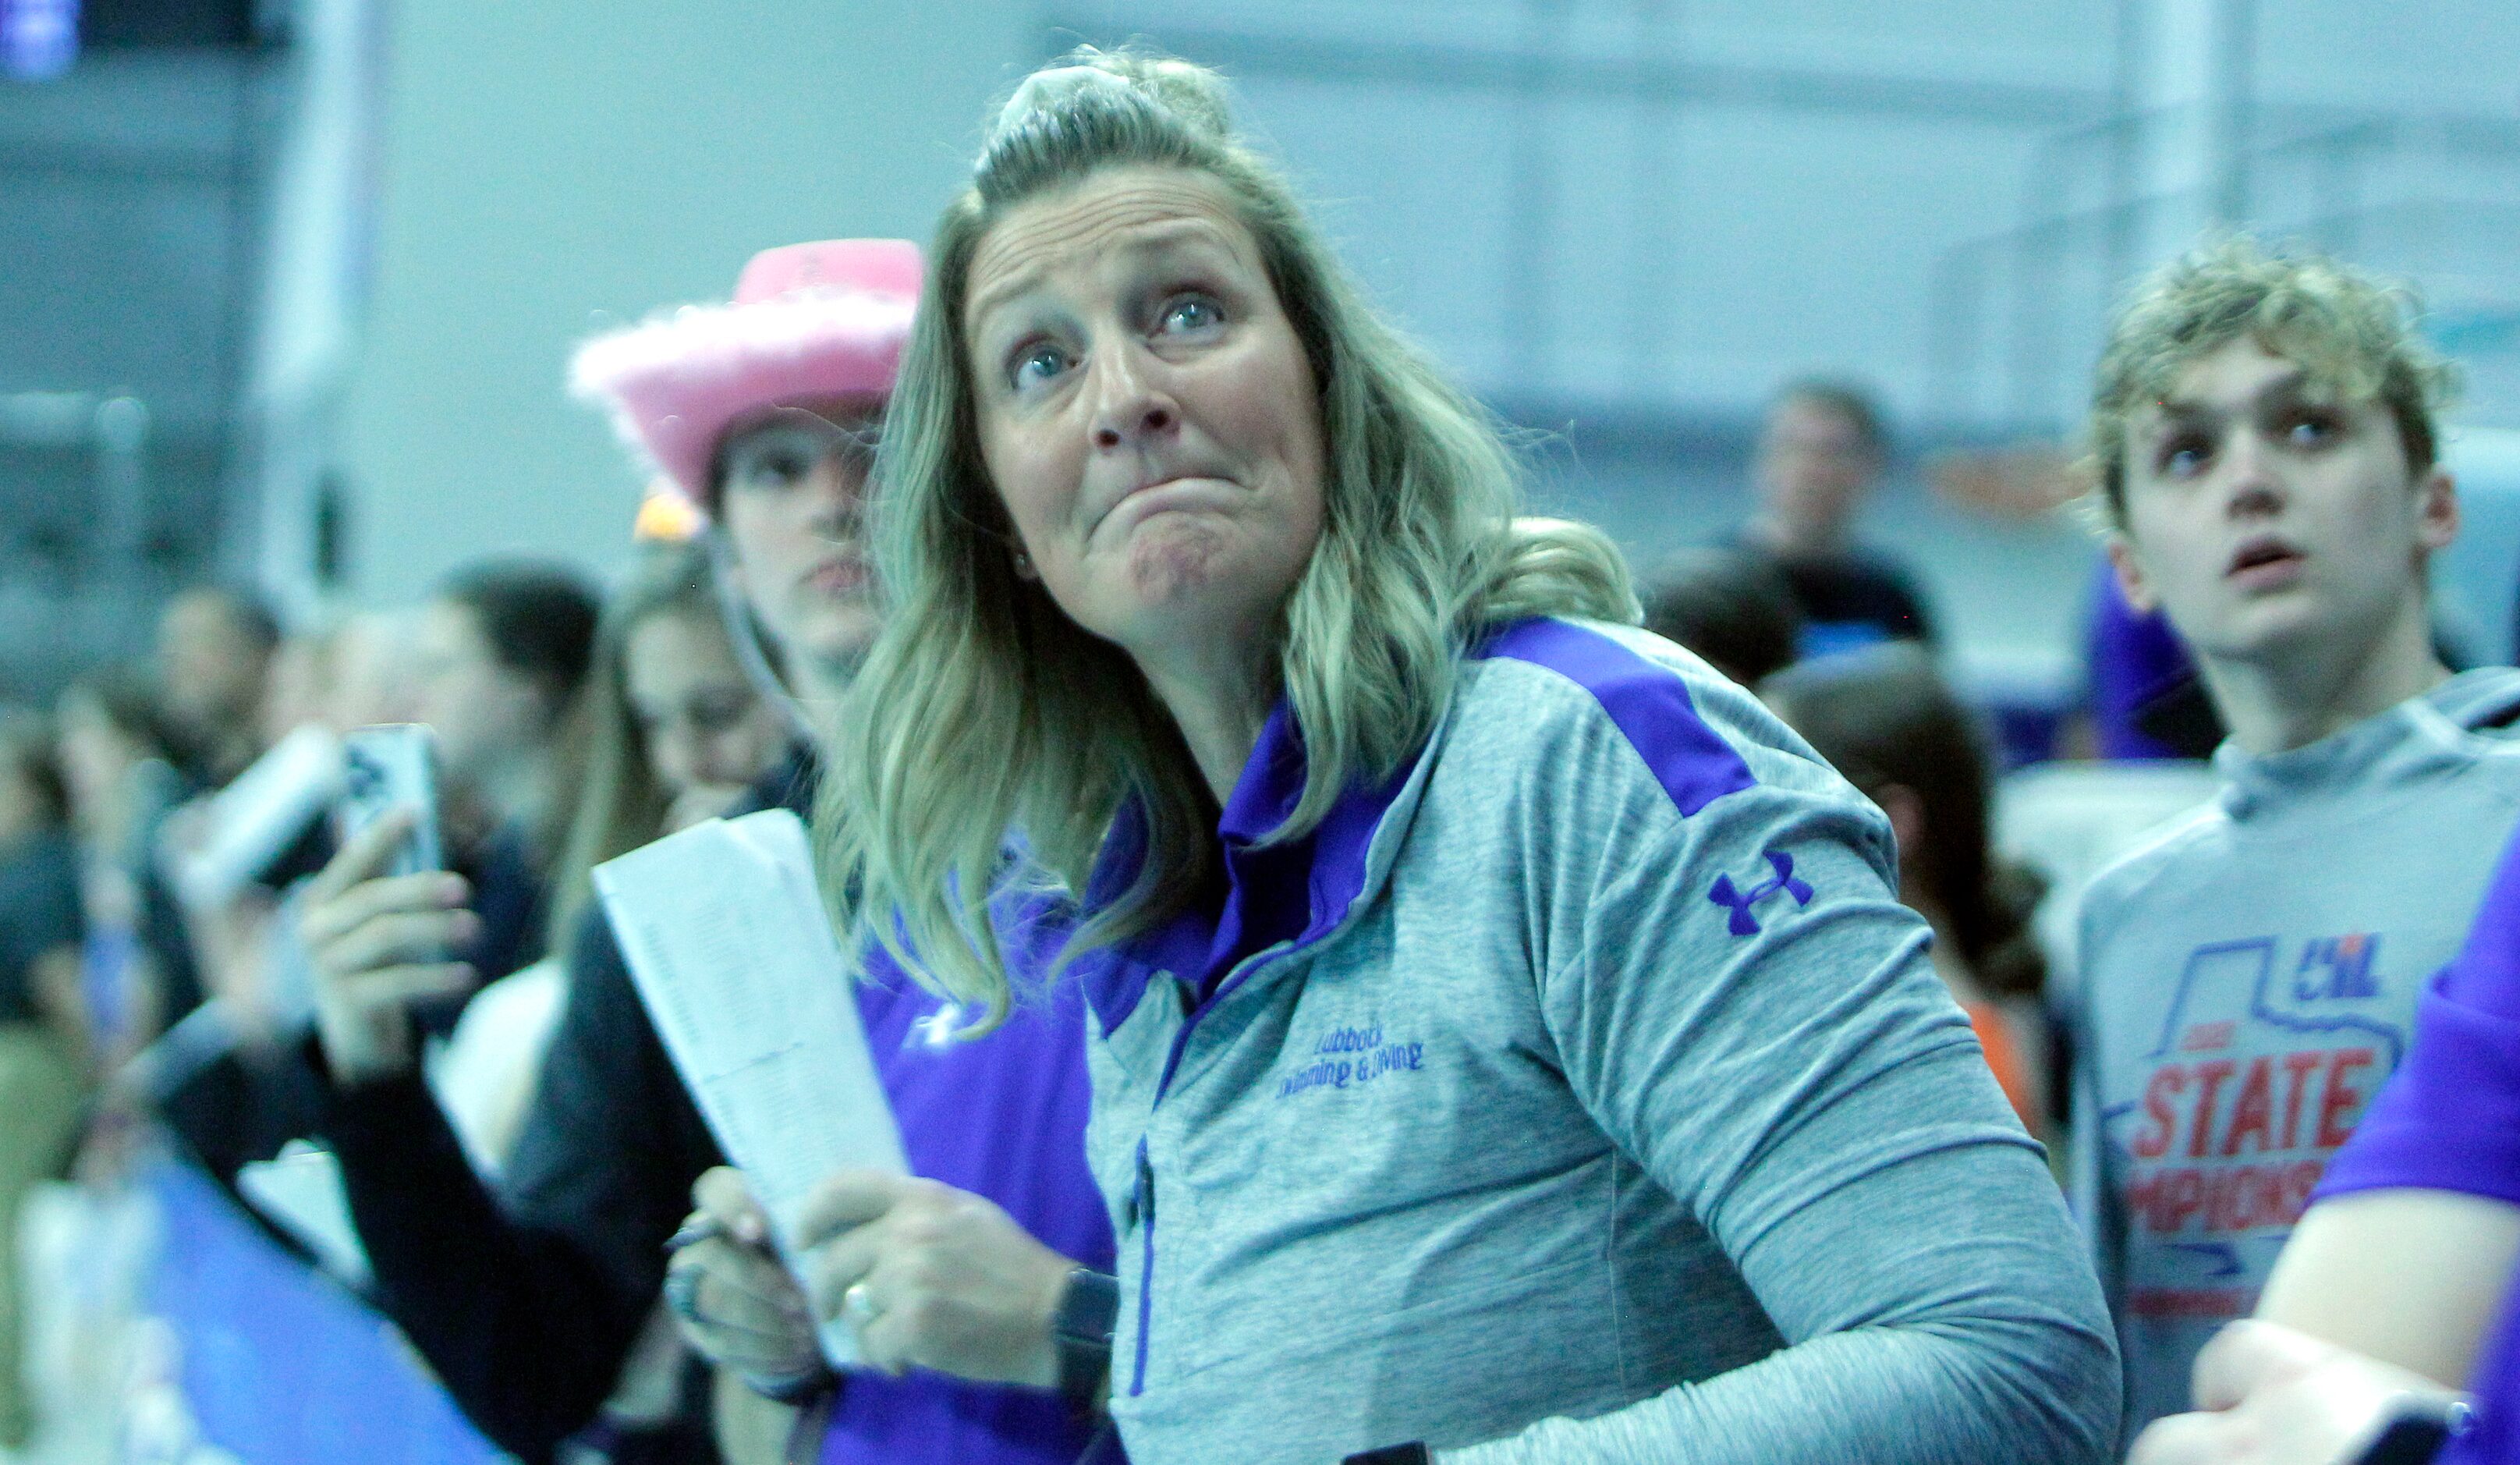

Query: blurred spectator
(416, 562), (601, 876)
(434, 541), (786, 1176)
(1767, 644), (2050, 1131)
(0, 713), (91, 1055)
(1730, 376), (1937, 656)
(0, 713), (88, 1446)
(155, 562), (597, 1183)
(1639, 547), (1803, 685)
(322, 610), (420, 731)
(55, 669), (184, 884)
(154, 587), (282, 788)
(543, 541), (789, 948)
(140, 615), (410, 1094)
(256, 625), (329, 750)
(54, 667), (188, 1058)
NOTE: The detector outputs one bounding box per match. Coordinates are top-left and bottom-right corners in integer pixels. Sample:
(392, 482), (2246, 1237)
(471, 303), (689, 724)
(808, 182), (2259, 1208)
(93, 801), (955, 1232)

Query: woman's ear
(1011, 545), (1039, 582)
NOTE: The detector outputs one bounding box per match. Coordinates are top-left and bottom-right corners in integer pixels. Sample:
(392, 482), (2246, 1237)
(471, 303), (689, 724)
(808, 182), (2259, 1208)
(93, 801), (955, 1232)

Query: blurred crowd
(2, 39), (2518, 1465)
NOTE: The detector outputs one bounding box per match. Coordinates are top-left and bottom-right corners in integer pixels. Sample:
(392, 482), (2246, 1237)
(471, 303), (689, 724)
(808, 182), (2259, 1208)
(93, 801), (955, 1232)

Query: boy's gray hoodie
(2072, 667), (2520, 1442)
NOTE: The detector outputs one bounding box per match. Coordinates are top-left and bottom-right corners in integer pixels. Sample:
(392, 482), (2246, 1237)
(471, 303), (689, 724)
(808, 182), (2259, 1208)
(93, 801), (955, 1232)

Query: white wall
(320, 0), (2520, 690)
(335, 0), (1038, 602)
(1074, 0), (2520, 435)
(1055, 0), (2520, 693)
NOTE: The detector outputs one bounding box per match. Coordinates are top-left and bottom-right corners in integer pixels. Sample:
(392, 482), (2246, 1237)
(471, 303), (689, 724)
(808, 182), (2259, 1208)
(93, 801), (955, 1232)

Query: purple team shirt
(816, 899), (1116, 1465)
(2316, 821), (2520, 1463)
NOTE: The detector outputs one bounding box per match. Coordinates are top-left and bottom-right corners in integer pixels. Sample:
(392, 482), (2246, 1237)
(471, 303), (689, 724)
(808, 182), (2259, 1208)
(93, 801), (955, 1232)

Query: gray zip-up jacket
(1072, 618), (2118, 1465)
(2070, 668), (2520, 1444)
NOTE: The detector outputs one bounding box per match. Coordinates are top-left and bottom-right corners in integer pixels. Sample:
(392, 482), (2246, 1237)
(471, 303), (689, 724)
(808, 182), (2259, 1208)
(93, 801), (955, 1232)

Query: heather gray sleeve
(1446, 708), (2119, 1465)
(2068, 887), (2138, 1445)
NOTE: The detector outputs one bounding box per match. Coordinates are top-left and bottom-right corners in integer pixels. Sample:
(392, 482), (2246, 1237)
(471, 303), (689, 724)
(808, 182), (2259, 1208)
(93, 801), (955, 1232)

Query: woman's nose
(654, 732), (700, 790)
(803, 452), (867, 531)
(1089, 346), (1178, 451)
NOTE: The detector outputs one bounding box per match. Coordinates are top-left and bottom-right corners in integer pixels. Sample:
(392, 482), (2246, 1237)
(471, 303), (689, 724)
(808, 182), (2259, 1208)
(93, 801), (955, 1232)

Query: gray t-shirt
(1072, 618), (2118, 1464)
(2070, 668), (2520, 1442)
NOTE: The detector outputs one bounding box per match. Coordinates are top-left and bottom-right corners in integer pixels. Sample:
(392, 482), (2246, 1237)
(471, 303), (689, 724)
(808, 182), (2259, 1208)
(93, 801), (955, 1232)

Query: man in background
(1731, 376), (1937, 657)
(154, 586), (280, 788)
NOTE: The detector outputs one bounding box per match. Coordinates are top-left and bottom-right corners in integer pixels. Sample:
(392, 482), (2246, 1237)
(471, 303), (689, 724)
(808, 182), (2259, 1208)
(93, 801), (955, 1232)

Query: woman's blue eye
(1161, 296), (1222, 334)
(2285, 412), (2339, 446)
(1011, 343), (1070, 392)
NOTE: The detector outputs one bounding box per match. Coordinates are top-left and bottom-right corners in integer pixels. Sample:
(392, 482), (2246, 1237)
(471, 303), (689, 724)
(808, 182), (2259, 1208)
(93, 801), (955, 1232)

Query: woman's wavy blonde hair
(544, 540), (732, 953)
(821, 46), (1635, 1025)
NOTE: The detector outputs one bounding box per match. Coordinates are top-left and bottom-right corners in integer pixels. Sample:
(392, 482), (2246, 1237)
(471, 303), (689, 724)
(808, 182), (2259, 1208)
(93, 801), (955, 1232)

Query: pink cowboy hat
(569, 238), (923, 503)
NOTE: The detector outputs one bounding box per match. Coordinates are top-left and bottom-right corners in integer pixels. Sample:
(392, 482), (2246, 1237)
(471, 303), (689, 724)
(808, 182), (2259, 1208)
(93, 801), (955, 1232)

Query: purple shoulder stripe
(1477, 619), (1757, 816)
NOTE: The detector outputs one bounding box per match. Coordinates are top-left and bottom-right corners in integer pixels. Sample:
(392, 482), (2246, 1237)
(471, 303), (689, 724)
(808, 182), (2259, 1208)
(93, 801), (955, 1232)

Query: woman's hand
(299, 810), (477, 1085)
(664, 1169), (822, 1384)
(2128, 1319), (2461, 1465)
(797, 1169), (1072, 1387)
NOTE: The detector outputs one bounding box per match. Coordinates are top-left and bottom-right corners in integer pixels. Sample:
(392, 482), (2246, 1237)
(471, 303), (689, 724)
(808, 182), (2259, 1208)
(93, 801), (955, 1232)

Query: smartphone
(336, 725), (443, 877)
(168, 725), (349, 910)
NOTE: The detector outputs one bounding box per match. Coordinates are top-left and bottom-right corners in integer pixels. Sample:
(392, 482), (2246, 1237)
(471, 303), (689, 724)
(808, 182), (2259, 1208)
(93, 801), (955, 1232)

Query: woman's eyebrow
(966, 268), (1049, 335)
(971, 218), (1248, 327)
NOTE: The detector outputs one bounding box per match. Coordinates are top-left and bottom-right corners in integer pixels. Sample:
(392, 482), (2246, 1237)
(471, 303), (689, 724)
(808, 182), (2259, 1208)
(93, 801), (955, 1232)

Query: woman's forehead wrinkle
(966, 175), (1254, 332)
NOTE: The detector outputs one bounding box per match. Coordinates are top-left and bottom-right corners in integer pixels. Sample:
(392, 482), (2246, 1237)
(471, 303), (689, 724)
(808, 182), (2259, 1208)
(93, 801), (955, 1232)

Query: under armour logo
(1707, 850), (1813, 936)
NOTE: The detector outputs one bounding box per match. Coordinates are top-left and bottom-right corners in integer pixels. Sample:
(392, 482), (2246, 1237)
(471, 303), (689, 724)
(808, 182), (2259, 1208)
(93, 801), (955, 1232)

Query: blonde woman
(817, 47), (2116, 1465)
(541, 539), (793, 949)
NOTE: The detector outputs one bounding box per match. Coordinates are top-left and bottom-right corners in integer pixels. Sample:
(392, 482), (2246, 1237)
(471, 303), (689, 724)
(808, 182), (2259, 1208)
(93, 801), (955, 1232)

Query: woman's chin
(1124, 526), (1230, 598)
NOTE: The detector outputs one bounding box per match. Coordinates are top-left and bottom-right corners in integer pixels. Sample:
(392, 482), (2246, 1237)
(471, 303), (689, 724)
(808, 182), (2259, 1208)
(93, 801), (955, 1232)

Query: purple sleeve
(2315, 825), (2520, 1205)
(2085, 558), (2204, 761)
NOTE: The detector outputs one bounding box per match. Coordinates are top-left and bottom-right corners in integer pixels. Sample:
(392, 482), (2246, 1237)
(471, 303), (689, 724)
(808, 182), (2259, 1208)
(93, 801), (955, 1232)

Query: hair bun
(987, 46), (1233, 150)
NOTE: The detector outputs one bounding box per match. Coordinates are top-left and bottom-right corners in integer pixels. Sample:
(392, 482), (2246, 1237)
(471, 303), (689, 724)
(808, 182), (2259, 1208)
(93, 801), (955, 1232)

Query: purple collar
(1067, 615), (1760, 1038)
(1074, 697), (1406, 1038)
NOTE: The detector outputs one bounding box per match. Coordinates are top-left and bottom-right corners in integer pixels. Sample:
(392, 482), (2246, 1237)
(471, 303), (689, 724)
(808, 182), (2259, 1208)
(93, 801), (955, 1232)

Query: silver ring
(843, 1280), (882, 1327)
(663, 1265), (706, 1325)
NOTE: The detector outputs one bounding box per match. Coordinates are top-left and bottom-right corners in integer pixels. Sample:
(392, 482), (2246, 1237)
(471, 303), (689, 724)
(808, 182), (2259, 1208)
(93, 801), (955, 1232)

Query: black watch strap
(1054, 1268), (1121, 1403)
(2355, 1396), (2476, 1465)
(1342, 1446), (1432, 1464)
(1054, 1268), (1121, 1345)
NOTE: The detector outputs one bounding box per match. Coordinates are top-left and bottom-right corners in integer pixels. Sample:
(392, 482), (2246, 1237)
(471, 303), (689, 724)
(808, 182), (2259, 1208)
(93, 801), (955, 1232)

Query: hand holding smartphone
(336, 725), (444, 876)
(303, 725), (472, 1086)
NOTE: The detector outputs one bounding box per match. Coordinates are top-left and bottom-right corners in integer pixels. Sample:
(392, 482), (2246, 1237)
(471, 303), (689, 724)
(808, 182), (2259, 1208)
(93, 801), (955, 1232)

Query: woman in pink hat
(296, 240), (1118, 1465)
